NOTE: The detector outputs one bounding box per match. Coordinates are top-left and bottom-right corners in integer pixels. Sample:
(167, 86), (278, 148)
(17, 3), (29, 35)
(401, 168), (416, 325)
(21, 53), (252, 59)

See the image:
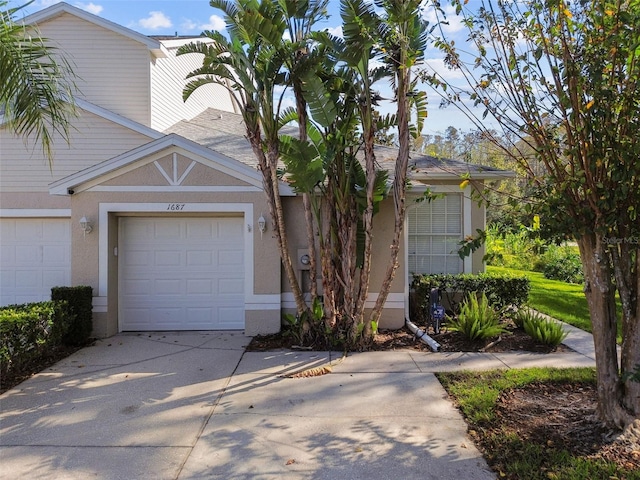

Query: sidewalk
(0, 324), (597, 480)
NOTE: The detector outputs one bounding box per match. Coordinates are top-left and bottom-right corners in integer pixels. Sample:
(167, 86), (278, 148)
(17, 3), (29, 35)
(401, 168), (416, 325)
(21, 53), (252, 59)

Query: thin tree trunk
(354, 125), (377, 345)
(610, 240), (640, 420)
(578, 234), (635, 429)
(266, 146), (308, 316)
(371, 53), (411, 324)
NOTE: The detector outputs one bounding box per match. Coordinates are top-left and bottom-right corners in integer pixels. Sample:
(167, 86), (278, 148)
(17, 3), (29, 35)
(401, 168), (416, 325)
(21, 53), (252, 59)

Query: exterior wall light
(79, 216), (93, 236)
(258, 215), (266, 235)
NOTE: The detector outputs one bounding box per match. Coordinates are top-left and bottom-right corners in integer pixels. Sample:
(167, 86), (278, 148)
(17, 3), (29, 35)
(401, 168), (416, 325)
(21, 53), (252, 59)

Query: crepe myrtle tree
(0, 0), (77, 164)
(428, 0), (639, 429)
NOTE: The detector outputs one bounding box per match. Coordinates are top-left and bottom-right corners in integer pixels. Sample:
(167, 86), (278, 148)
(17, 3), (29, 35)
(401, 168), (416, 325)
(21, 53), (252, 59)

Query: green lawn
(487, 265), (622, 342)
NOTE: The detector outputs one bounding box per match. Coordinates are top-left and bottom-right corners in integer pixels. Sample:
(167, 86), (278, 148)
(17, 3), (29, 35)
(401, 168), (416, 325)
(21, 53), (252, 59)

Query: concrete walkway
(0, 324), (596, 480)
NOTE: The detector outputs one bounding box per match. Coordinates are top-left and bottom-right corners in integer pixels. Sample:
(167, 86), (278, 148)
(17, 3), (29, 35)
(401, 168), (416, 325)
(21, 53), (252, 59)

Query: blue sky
(13, 0), (483, 134)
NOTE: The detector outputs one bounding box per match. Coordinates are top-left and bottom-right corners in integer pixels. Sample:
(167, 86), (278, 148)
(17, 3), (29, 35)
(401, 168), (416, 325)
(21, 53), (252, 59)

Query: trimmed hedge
(0, 302), (66, 380)
(410, 273), (530, 325)
(1, 286), (93, 384)
(51, 286), (93, 346)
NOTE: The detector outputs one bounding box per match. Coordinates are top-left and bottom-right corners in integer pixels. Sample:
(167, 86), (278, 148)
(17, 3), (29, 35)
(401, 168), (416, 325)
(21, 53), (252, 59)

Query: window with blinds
(408, 194), (463, 276)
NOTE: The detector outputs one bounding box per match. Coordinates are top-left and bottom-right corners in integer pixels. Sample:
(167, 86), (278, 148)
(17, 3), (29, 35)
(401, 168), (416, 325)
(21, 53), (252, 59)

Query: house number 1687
(167, 203), (186, 211)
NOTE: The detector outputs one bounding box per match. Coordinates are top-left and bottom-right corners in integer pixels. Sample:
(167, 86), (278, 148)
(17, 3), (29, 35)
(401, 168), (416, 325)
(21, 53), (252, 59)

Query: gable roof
(165, 108), (259, 168)
(22, 2), (166, 58)
(49, 133), (294, 196)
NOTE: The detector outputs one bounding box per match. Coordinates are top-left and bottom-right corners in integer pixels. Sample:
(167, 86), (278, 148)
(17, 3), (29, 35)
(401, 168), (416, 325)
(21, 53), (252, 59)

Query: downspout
(405, 318), (440, 352)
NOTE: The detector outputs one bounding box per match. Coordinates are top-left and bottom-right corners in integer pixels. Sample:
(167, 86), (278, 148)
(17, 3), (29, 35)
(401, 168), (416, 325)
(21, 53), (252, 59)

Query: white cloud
(422, 3), (466, 35)
(424, 57), (466, 83)
(37, 0), (62, 7)
(327, 25), (343, 38)
(199, 14), (226, 31)
(76, 2), (103, 15)
(180, 19), (198, 32)
(139, 11), (172, 30)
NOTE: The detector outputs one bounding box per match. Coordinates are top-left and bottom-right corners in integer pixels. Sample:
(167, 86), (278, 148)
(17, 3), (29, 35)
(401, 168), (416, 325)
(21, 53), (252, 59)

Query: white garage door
(119, 217), (245, 331)
(0, 218), (71, 305)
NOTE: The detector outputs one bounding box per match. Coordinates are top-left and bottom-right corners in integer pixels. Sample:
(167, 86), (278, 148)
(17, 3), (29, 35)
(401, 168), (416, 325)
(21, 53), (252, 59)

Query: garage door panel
(155, 279), (184, 295)
(219, 279), (243, 295)
(219, 307), (244, 327)
(187, 251), (213, 266)
(155, 251), (182, 267)
(120, 217), (245, 331)
(16, 245), (42, 263)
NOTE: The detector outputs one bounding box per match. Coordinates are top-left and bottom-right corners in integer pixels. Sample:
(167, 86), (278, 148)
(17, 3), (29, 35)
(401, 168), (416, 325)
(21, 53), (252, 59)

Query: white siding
(37, 13), (152, 126)
(0, 110), (153, 192)
(151, 42), (236, 131)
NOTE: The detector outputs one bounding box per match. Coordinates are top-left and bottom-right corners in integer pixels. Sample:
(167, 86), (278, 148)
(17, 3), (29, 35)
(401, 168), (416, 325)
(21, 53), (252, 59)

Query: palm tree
(0, 1), (77, 164)
(370, 0), (430, 325)
(178, 0), (310, 317)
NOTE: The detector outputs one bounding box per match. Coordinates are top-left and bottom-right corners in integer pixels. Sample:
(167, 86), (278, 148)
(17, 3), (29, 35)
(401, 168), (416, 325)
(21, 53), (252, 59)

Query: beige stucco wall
(279, 195), (406, 330)
(67, 144), (283, 337)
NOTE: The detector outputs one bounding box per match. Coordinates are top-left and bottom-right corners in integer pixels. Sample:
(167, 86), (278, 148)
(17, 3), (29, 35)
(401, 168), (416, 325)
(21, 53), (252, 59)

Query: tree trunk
(371, 50), (411, 325)
(266, 146), (308, 316)
(577, 234), (636, 429)
(610, 238), (640, 421)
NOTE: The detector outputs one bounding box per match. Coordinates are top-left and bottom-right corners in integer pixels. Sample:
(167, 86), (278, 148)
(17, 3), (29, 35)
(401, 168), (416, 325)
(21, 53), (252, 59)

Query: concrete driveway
(0, 332), (502, 479)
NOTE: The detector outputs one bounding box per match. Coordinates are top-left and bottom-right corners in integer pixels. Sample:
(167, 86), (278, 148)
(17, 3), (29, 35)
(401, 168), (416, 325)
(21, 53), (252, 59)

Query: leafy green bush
(541, 247), (584, 284)
(447, 292), (508, 341)
(512, 308), (544, 329)
(0, 302), (66, 379)
(485, 224), (545, 271)
(522, 315), (568, 347)
(410, 273), (530, 324)
(51, 286), (93, 346)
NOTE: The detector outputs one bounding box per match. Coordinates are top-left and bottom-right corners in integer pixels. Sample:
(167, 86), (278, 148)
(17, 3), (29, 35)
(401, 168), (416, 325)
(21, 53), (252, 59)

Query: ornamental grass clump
(512, 307), (544, 329)
(522, 315), (568, 347)
(448, 292), (507, 341)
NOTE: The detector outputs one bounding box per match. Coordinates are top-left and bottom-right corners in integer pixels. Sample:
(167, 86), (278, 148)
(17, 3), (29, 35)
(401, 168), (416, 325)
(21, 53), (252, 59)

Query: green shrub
(410, 273), (530, 324)
(522, 315), (568, 347)
(0, 302), (66, 379)
(51, 286), (93, 346)
(512, 308), (545, 329)
(447, 292), (508, 341)
(541, 247), (584, 284)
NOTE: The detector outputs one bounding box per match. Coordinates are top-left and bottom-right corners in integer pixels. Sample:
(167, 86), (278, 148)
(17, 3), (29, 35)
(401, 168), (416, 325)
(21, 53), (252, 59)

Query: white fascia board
(0, 209), (71, 217)
(23, 2), (166, 58)
(411, 170), (517, 181)
(160, 37), (215, 50)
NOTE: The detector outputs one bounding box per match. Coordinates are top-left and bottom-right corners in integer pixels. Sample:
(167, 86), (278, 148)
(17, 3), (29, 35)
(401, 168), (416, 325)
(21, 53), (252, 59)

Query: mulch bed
(246, 323), (571, 353)
(478, 381), (640, 475)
